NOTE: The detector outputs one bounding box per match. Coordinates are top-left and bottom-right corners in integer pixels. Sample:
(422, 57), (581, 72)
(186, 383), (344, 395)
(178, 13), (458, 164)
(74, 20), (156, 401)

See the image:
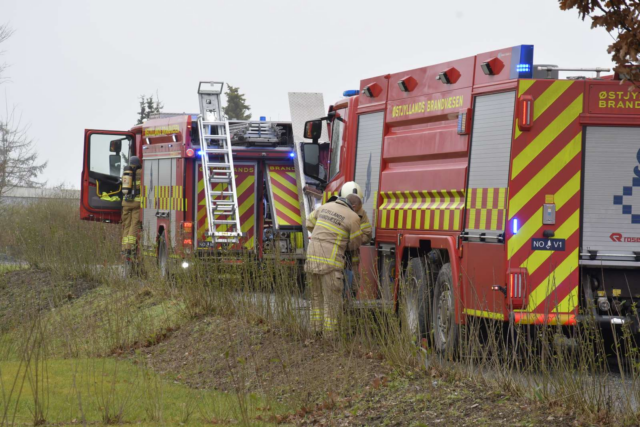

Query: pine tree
(223, 84), (251, 120)
(136, 94), (164, 124)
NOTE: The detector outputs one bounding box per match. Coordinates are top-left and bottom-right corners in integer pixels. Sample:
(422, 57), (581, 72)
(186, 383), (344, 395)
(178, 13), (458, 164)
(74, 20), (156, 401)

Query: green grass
(0, 263), (27, 274)
(0, 358), (287, 426)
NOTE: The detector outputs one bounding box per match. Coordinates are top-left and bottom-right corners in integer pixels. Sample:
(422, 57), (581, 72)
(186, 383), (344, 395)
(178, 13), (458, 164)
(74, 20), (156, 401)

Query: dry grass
(0, 199), (639, 425)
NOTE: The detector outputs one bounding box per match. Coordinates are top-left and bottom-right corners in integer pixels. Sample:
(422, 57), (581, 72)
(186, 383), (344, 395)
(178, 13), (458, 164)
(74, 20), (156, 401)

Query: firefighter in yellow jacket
(305, 194), (364, 337)
(339, 182), (372, 296)
(121, 156), (142, 254)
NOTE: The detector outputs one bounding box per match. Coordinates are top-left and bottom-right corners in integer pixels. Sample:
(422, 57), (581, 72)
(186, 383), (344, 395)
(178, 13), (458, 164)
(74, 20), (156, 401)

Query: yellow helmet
(339, 181), (363, 200)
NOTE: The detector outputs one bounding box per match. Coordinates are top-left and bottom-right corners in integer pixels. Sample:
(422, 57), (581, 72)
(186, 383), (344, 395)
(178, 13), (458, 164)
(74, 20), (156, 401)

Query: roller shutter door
(354, 112), (384, 238)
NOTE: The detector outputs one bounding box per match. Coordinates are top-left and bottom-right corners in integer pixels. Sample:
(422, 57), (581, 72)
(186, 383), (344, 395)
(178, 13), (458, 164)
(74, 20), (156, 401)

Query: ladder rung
(202, 121), (226, 126)
(211, 178), (232, 183)
(210, 191), (234, 196)
(203, 135), (228, 139)
(214, 232), (241, 237)
(212, 220), (239, 225)
(208, 163), (231, 167)
(205, 149), (230, 154)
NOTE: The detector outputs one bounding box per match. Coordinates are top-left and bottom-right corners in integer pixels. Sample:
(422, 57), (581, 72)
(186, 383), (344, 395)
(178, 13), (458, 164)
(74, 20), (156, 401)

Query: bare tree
(0, 23), (47, 198)
(0, 107), (47, 197)
(0, 24), (14, 84)
(560, 0), (640, 83)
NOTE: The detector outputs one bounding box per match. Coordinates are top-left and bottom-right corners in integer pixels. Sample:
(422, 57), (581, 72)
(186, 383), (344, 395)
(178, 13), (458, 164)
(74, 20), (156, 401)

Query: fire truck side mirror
(302, 142), (325, 184)
(109, 139), (122, 154)
(303, 120), (323, 142)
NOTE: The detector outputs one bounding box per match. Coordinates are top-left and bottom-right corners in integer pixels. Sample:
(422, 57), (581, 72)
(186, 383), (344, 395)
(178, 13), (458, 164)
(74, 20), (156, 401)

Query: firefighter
(339, 182), (372, 296)
(305, 194), (364, 337)
(121, 156), (142, 255)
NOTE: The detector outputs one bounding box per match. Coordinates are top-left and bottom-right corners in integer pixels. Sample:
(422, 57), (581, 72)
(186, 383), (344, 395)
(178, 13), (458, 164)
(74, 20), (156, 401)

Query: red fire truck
(80, 83), (323, 274)
(300, 44), (640, 353)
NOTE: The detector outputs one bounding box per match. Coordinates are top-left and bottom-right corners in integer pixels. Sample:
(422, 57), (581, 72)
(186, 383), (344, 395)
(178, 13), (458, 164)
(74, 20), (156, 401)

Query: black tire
(432, 263), (458, 356)
(400, 256), (432, 344)
(158, 234), (168, 279)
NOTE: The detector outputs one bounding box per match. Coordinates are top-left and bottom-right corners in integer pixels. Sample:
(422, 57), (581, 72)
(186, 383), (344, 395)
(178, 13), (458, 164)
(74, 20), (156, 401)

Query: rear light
(508, 269), (528, 309)
(181, 222), (193, 232)
(457, 109), (471, 135)
(186, 148), (195, 157)
(183, 238), (193, 246)
(518, 95), (534, 131)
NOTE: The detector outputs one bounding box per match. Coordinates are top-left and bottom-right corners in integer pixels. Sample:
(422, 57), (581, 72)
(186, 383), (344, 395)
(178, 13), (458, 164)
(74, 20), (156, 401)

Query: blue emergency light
(289, 152), (295, 158)
(512, 218), (519, 235)
(196, 150), (203, 156)
(509, 45), (534, 79)
(343, 90), (360, 97)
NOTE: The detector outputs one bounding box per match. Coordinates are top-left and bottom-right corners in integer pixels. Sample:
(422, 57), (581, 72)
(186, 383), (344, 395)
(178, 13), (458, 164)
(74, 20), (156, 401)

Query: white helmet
(340, 181), (363, 200)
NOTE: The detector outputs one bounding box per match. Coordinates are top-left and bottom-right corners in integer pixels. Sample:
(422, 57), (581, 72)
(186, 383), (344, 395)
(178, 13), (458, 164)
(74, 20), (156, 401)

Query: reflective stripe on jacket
(305, 200), (363, 274)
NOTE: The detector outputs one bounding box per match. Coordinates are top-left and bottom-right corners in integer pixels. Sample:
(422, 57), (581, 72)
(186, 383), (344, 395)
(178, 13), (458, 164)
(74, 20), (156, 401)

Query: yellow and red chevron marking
(267, 165), (302, 227)
(465, 188), (508, 230)
(197, 164), (256, 250)
(507, 79), (584, 318)
(379, 190), (464, 231)
(141, 185), (185, 211)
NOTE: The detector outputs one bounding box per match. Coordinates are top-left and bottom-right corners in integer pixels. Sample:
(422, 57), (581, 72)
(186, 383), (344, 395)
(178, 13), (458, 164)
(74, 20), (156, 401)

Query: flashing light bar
(260, 116), (266, 121)
(509, 45), (534, 79)
(343, 90), (359, 97)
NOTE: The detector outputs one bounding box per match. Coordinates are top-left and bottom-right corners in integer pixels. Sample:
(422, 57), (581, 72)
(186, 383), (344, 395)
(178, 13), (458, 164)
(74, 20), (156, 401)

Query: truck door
(80, 129), (134, 223)
(582, 126), (640, 263)
(462, 91), (516, 319)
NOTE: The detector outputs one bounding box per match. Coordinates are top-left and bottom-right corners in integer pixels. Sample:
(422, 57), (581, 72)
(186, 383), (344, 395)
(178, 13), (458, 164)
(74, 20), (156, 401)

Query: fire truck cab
(80, 89), (310, 272)
(301, 45), (640, 352)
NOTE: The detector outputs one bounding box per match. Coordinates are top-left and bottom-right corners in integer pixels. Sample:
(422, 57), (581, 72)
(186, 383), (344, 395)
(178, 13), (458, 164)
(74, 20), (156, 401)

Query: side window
(329, 117), (344, 180)
(89, 134), (131, 178)
(465, 91), (515, 238)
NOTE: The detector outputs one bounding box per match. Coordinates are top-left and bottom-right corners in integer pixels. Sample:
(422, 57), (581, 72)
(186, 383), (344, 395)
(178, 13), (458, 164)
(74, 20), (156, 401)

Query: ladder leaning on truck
(298, 44), (640, 354)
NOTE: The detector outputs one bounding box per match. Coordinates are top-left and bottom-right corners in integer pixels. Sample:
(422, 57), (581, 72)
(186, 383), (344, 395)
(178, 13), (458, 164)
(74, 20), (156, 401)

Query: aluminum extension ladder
(197, 81), (242, 244)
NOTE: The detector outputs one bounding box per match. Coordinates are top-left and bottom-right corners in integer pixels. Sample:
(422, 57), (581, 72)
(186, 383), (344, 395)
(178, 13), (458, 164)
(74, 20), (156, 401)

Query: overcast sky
(2, 0), (615, 189)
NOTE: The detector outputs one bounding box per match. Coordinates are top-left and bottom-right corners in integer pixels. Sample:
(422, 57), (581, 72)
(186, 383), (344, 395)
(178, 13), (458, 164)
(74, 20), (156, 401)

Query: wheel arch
(400, 234), (465, 324)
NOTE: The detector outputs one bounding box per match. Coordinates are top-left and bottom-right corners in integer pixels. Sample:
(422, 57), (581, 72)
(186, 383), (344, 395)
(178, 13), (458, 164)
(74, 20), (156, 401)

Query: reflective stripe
(350, 229), (363, 240)
(316, 220), (347, 236)
(324, 317), (338, 331)
(307, 254), (343, 268)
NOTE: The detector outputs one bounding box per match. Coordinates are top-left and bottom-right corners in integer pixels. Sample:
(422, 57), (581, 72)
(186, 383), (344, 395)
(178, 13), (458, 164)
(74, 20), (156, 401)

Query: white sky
(2, 0), (615, 189)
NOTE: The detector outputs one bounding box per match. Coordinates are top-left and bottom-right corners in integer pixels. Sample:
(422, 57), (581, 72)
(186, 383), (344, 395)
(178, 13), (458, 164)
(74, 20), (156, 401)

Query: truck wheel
(158, 234), (168, 279)
(400, 256), (432, 344)
(432, 263), (458, 356)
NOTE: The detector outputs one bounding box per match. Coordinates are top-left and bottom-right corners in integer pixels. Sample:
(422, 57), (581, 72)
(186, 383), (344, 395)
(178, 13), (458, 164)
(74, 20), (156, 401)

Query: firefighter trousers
(309, 270), (343, 337)
(121, 204), (140, 251)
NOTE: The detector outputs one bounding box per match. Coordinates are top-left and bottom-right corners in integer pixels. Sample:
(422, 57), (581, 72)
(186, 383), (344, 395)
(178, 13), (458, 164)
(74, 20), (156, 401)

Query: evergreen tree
(136, 94), (164, 124)
(223, 84), (251, 120)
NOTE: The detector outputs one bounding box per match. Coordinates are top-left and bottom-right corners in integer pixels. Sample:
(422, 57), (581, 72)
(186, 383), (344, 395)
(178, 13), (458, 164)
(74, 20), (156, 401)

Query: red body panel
(321, 44), (640, 325)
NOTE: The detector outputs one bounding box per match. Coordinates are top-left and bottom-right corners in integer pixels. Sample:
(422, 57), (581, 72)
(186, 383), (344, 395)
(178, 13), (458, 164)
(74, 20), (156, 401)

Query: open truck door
(80, 129), (135, 223)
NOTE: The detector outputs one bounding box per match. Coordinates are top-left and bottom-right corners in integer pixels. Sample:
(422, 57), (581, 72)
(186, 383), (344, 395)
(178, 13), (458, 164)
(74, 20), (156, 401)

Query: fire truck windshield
(329, 115), (344, 180)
